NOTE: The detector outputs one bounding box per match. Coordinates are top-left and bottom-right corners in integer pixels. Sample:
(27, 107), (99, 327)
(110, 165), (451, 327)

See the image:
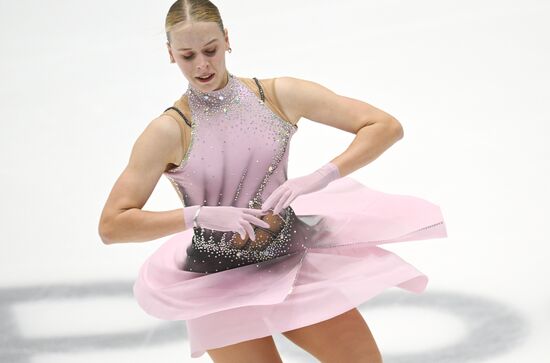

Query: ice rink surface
(1, 0), (548, 361)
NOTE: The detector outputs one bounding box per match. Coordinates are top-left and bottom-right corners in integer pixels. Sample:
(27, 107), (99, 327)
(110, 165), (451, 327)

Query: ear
(224, 28), (230, 50)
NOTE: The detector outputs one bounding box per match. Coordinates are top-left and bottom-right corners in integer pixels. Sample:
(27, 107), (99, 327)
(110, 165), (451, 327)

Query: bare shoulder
(236, 76), (299, 126)
(269, 76), (325, 126)
(145, 115), (181, 149)
(271, 76), (337, 117)
(239, 76), (324, 127)
(255, 77), (299, 125)
(271, 76), (399, 134)
(133, 115), (181, 170)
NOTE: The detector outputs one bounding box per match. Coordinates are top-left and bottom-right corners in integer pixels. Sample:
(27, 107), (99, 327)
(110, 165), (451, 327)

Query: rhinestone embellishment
(162, 72), (300, 273)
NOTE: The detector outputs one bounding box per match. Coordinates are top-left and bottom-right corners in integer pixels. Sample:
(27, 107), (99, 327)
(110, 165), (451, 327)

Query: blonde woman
(99, 1), (447, 361)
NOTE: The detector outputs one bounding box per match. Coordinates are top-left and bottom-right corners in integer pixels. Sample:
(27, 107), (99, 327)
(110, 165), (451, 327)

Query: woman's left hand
(260, 162), (341, 215)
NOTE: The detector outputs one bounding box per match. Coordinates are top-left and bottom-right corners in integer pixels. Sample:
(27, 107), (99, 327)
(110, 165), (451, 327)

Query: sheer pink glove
(260, 162), (341, 215)
(183, 205), (270, 241)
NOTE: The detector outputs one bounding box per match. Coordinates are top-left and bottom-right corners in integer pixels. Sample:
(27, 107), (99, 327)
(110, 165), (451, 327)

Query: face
(167, 21), (230, 92)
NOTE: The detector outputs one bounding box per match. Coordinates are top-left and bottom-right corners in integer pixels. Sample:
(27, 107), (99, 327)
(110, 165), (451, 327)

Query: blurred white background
(1, 0), (548, 362)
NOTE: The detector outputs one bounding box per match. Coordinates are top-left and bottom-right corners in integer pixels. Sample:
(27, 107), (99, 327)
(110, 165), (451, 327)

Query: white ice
(1, 0), (548, 362)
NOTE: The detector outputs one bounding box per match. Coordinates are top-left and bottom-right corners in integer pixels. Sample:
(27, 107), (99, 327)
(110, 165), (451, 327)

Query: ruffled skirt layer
(133, 177), (447, 358)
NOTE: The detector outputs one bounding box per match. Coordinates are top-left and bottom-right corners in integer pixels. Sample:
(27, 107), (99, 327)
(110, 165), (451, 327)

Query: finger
(242, 208), (269, 216)
(273, 189), (293, 214)
(262, 185), (283, 211)
(260, 194), (276, 212)
(261, 186), (286, 211)
(278, 191), (296, 214)
(242, 213), (270, 228)
(240, 220), (256, 241)
(236, 226), (246, 240)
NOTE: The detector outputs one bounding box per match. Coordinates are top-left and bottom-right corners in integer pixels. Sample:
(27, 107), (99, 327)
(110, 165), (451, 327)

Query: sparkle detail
(160, 72), (300, 273)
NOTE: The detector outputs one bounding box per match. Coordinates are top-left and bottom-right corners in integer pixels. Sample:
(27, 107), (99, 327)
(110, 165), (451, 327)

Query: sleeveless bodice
(162, 73), (307, 273)
(164, 73), (297, 209)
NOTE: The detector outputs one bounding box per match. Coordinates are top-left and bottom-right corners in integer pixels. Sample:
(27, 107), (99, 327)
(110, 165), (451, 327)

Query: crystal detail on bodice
(163, 71), (300, 273)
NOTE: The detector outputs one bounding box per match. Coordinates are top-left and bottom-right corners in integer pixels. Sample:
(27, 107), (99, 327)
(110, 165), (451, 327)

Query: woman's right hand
(195, 206), (271, 241)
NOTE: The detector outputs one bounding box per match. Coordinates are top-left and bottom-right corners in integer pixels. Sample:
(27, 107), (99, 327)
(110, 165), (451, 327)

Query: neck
(186, 71), (237, 109)
(215, 71), (229, 90)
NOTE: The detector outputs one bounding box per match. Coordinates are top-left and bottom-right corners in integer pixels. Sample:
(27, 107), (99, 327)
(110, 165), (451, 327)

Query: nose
(196, 55), (210, 73)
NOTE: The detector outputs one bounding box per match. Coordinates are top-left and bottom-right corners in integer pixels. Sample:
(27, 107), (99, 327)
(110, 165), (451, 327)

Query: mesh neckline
(186, 72), (238, 108)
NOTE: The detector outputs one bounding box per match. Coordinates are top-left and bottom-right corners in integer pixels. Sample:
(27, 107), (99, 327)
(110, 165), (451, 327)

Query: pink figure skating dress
(132, 73), (448, 358)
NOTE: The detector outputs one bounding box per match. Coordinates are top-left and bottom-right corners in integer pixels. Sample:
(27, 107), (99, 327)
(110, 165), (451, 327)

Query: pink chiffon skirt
(133, 177), (447, 358)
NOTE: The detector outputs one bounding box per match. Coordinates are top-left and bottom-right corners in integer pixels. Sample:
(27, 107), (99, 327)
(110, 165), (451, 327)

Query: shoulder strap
(161, 99), (192, 169)
(163, 106), (192, 127)
(253, 77), (293, 124)
(252, 77), (265, 102)
(236, 76), (294, 126)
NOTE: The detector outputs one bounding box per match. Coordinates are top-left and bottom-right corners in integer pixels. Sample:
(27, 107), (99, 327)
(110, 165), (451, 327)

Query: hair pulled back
(165, 0), (225, 44)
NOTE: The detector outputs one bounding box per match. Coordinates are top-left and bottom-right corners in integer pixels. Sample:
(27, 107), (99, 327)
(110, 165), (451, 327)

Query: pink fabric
(182, 205), (200, 230)
(261, 161), (341, 214)
(132, 73), (448, 358)
(191, 205), (269, 240)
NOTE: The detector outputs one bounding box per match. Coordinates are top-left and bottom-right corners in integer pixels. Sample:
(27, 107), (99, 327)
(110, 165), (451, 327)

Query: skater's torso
(159, 73), (316, 273)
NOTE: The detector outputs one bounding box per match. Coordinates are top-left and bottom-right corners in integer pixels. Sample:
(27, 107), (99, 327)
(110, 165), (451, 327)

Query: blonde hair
(165, 0), (225, 44)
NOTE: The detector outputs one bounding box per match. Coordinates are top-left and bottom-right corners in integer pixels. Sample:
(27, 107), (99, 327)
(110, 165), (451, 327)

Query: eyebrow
(177, 38), (218, 51)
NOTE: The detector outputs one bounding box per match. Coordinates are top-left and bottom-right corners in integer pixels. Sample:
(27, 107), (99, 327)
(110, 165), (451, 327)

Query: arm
(98, 115), (186, 244)
(273, 76), (404, 177)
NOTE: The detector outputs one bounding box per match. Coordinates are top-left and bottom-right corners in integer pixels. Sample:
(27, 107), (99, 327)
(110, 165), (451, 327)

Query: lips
(196, 73), (214, 80)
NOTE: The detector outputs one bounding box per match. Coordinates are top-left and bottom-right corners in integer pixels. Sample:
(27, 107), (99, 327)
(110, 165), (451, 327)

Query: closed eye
(183, 48), (217, 60)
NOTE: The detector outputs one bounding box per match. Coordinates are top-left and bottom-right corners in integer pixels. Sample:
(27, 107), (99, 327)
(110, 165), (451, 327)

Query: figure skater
(99, 1), (447, 362)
